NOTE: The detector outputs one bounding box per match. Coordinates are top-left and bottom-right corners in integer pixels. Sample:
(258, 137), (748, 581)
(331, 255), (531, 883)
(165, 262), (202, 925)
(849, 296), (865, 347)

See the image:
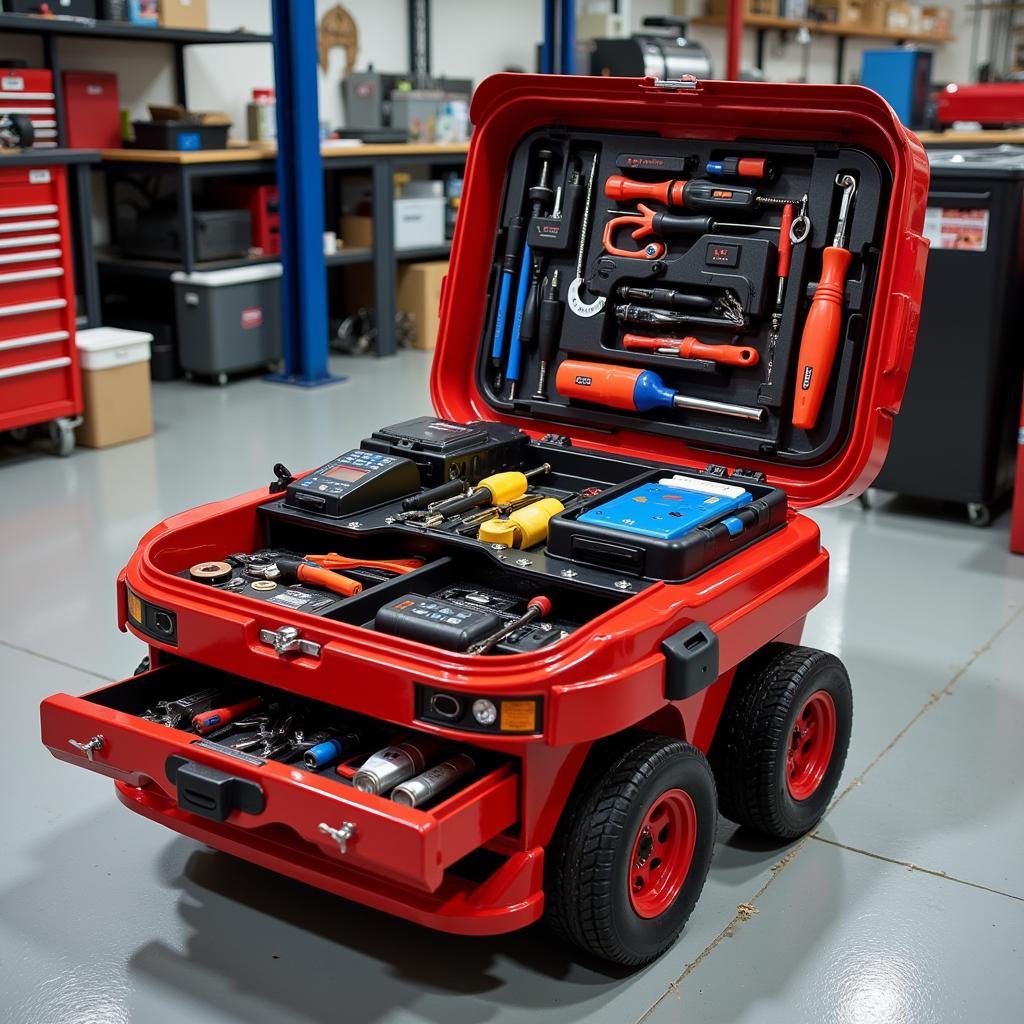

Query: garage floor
(2, 350), (1023, 1024)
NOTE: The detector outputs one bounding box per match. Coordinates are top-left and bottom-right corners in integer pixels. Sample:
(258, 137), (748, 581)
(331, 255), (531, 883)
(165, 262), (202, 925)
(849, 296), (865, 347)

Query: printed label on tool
(923, 207), (988, 252)
(241, 307), (263, 329)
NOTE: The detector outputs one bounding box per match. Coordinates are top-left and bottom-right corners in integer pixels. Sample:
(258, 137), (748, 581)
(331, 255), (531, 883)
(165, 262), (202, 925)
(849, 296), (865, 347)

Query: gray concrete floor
(2, 350), (1023, 1023)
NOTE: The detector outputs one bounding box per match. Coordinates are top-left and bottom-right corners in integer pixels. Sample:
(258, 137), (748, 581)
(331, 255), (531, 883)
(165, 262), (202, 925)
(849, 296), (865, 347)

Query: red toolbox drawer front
(0, 68), (57, 149)
(0, 353), (74, 419)
(40, 666), (520, 893)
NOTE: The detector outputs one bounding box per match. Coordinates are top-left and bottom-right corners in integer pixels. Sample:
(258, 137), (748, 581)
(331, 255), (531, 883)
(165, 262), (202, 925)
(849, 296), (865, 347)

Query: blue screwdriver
(489, 214), (524, 391)
(505, 149), (556, 399)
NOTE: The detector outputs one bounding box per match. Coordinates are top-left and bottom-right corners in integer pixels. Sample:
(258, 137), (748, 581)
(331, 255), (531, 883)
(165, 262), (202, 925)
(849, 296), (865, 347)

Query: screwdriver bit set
(479, 129), (890, 460)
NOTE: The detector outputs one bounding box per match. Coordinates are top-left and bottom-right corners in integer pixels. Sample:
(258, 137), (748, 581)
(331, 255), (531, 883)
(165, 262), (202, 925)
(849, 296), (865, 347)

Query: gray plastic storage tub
(171, 263), (282, 382)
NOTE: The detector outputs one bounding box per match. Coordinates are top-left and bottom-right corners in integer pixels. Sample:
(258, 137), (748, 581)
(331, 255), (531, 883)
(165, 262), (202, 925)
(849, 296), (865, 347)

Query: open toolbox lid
(431, 74), (930, 509)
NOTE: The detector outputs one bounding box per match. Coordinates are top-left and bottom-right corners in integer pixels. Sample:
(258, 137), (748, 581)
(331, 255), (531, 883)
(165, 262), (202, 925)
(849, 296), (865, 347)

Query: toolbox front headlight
(125, 586), (178, 646)
(417, 686), (541, 735)
(472, 699), (498, 726)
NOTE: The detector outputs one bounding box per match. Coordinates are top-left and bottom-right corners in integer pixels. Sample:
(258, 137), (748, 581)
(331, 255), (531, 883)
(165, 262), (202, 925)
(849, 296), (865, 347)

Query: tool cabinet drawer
(0, 354), (73, 416)
(40, 662), (520, 893)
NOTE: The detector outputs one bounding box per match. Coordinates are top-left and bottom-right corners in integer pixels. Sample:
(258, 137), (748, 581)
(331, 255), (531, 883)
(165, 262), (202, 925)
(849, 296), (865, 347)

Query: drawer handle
(0, 233), (60, 249)
(0, 297), (66, 316)
(0, 355), (70, 380)
(318, 821), (357, 855)
(0, 267), (63, 284)
(259, 625), (321, 659)
(0, 330), (68, 352)
(69, 735), (104, 762)
(0, 218), (59, 233)
(0, 205), (58, 218)
(0, 248), (61, 265)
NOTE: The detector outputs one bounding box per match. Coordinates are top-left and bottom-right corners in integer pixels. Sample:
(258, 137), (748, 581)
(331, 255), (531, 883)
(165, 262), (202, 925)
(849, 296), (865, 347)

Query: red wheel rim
(628, 788), (697, 919)
(786, 690), (838, 801)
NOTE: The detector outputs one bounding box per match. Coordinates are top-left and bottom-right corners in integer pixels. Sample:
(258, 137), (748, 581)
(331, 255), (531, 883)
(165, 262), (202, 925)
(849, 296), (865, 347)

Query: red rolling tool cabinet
(0, 158), (81, 454)
(0, 68), (59, 148)
(40, 75), (930, 967)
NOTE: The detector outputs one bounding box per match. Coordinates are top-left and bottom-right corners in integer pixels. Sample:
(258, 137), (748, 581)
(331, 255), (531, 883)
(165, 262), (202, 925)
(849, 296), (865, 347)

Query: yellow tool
(429, 463), (552, 519)
(478, 497), (564, 548)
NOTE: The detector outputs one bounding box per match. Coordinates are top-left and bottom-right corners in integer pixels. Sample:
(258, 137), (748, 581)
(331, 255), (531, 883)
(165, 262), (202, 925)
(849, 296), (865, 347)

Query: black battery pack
(374, 593), (502, 651)
(361, 417), (531, 487)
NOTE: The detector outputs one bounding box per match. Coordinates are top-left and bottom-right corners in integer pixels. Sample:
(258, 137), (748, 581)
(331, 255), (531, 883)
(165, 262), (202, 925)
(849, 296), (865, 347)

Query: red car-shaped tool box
(41, 74), (929, 967)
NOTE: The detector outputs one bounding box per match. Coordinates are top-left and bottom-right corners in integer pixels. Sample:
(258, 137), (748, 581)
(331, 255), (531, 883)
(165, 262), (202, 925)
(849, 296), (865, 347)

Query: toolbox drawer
(40, 663), (520, 893)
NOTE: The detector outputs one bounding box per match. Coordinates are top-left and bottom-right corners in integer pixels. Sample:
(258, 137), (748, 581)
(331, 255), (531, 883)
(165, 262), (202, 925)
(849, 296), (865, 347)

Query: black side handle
(166, 756), (265, 822)
(662, 621), (719, 701)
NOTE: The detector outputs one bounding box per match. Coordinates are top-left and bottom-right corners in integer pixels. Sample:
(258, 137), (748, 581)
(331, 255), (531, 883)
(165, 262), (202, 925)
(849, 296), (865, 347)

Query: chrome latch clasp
(69, 735), (104, 761)
(259, 625), (321, 658)
(642, 74), (700, 92)
(318, 821), (357, 855)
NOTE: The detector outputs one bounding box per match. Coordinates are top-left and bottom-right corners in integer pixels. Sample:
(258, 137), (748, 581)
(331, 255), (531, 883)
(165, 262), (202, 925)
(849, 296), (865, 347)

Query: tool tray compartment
(40, 661), (519, 893)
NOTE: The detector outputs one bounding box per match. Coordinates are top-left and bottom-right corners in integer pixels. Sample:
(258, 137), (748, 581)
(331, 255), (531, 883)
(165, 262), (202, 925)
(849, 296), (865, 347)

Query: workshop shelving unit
(691, 12), (954, 82)
(98, 144), (467, 356)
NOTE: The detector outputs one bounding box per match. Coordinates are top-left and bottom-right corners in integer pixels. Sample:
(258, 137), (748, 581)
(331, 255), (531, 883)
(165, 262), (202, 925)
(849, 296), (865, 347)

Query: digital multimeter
(284, 449), (421, 518)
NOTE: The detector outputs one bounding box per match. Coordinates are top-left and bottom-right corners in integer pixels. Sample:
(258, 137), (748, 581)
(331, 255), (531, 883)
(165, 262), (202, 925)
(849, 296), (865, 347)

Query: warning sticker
(923, 207), (989, 252)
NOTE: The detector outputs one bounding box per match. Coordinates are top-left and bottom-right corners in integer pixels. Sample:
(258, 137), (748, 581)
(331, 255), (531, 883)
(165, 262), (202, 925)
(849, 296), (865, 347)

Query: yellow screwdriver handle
(478, 497), (564, 548)
(479, 470), (530, 505)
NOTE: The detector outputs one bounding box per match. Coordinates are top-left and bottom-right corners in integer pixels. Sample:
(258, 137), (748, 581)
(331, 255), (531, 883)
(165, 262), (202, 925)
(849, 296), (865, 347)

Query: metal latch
(259, 625), (321, 658)
(69, 735), (104, 761)
(318, 821), (357, 854)
(642, 74), (700, 92)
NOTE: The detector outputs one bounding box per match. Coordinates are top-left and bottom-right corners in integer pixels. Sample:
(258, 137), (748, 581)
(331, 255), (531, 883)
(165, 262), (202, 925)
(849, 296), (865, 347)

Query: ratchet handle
(792, 245), (852, 430)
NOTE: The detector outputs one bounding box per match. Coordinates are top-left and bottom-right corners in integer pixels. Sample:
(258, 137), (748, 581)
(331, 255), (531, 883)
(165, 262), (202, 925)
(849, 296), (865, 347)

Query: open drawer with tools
(40, 660), (520, 893)
(42, 74), (929, 968)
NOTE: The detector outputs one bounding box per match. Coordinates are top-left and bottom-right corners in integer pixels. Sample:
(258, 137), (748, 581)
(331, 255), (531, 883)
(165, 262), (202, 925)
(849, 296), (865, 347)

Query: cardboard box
(160, 0), (208, 30)
(340, 214), (374, 250)
(397, 260), (448, 350)
(921, 5), (951, 35)
(705, 0), (776, 16)
(813, 0), (864, 25)
(75, 327), (153, 448)
(861, 0), (889, 29)
(341, 197), (446, 251)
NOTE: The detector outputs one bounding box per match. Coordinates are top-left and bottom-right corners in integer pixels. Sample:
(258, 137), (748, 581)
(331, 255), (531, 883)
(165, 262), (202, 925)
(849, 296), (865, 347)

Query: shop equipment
(0, 158), (81, 455)
(39, 75), (928, 972)
(875, 147), (1024, 525)
(587, 16), (712, 80)
(860, 49), (933, 130)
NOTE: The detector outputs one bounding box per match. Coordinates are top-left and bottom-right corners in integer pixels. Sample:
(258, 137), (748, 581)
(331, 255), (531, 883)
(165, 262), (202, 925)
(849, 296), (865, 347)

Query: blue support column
(559, 0), (575, 74)
(267, 0), (342, 387)
(541, 0), (556, 73)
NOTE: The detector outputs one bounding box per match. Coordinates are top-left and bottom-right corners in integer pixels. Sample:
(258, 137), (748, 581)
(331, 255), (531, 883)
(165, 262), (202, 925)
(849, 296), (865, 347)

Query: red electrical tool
(622, 333), (759, 366)
(604, 174), (792, 214)
(602, 204), (779, 259)
(706, 157), (776, 181)
(193, 696), (264, 735)
(792, 173), (857, 430)
(267, 556), (364, 597)
(555, 359), (763, 420)
(764, 201), (794, 386)
(305, 552), (424, 575)
(467, 595), (552, 655)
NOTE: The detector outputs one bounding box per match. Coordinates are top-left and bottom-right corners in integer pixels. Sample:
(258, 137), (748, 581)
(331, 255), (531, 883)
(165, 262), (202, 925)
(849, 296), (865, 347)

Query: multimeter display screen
(323, 464), (368, 483)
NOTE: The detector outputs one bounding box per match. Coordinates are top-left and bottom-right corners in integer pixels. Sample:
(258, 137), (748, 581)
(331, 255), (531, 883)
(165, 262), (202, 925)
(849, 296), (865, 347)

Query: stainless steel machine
(586, 16), (712, 81)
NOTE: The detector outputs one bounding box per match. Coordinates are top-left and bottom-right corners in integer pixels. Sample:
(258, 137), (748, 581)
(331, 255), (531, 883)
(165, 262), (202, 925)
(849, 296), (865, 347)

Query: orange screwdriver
(622, 333), (759, 367)
(792, 173), (856, 430)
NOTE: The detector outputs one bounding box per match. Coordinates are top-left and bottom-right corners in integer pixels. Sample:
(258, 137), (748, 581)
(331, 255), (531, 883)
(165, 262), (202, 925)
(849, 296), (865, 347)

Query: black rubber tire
(545, 735), (717, 967)
(709, 643), (852, 840)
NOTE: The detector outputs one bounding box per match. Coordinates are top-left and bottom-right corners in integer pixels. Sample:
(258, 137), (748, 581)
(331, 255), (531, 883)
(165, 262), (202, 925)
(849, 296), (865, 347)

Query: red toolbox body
(0, 67), (58, 149)
(40, 76), (929, 965)
(213, 182), (280, 255)
(62, 71), (121, 150)
(0, 161), (81, 437)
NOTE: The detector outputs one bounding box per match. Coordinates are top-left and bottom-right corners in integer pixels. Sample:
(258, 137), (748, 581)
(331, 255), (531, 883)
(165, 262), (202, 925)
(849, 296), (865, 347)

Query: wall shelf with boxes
(693, 2), (954, 82)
